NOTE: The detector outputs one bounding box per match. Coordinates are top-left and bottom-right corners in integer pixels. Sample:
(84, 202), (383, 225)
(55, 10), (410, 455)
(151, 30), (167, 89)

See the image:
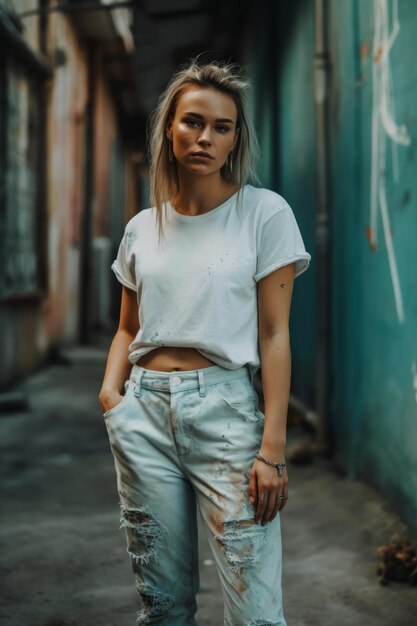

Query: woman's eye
(184, 119), (229, 133)
(185, 119), (200, 127)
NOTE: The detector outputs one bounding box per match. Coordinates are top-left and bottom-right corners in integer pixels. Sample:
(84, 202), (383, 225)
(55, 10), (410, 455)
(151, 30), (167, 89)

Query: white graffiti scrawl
(370, 0), (411, 324)
(412, 361), (417, 406)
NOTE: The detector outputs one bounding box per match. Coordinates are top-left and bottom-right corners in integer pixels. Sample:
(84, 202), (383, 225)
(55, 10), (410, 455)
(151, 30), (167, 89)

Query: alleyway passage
(1, 345), (416, 626)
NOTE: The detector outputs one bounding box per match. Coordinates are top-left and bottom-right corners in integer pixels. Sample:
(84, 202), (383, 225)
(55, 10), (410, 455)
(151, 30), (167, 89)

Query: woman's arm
(99, 286), (140, 412)
(257, 262), (294, 456)
(249, 262), (295, 525)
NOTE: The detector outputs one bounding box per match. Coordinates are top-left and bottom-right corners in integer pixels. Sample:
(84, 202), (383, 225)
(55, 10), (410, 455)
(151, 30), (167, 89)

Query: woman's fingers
(254, 468), (277, 524)
(280, 482), (289, 511)
(255, 487), (268, 524)
(248, 468), (257, 506)
(270, 497), (282, 521)
(271, 479), (288, 519)
(250, 461), (288, 524)
(261, 487), (278, 525)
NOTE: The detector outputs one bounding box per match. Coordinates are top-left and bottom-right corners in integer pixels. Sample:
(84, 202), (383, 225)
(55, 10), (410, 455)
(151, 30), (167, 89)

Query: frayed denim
(103, 363), (287, 626)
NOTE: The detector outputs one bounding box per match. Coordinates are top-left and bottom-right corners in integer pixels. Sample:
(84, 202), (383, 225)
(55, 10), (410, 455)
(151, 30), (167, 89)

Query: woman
(99, 58), (311, 626)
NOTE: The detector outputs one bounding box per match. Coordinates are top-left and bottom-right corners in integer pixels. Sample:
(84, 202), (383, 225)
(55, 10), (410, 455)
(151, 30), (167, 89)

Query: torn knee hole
(119, 502), (167, 565)
(135, 581), (174, 625)
(214, 517), (267, 575)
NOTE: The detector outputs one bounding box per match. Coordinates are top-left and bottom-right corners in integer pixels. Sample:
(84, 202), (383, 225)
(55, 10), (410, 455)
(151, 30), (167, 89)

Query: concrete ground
(0, 343), (416, 626)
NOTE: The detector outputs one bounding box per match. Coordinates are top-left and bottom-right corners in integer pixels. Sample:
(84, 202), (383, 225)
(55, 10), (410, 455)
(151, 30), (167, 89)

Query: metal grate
(0, 54), (41, 298)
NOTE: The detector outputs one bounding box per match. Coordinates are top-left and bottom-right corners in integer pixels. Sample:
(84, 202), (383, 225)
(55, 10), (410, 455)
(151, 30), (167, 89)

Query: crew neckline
(167, 185), (246, 222)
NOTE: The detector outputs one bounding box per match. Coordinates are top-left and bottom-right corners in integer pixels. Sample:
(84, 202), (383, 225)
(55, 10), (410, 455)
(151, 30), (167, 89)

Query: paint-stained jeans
(103, 363), (287, 626)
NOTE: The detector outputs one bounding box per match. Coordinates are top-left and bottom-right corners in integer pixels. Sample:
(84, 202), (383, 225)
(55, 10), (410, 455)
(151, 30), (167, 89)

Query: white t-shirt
(111, 184), (311, 382)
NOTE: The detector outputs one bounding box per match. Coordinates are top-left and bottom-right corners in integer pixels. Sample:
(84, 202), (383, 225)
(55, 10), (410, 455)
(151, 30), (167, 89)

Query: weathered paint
(0, 2), (139, 388)
(44, 10), (88, 342)
(243, 0), (317, 406)
(243, 0), (417, 535)
(329, 0), (417, 532)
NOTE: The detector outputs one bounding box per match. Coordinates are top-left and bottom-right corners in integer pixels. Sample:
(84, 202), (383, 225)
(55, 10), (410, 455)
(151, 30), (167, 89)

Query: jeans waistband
(129, 363), (251, 397)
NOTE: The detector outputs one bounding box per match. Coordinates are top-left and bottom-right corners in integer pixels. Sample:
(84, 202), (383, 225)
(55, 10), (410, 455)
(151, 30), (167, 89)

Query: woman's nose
(198, 126), (212, 143)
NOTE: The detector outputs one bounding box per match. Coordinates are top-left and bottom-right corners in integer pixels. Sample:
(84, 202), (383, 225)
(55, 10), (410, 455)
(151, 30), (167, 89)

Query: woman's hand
(248, 457), (288, 525)
(99, 389), (124, 414)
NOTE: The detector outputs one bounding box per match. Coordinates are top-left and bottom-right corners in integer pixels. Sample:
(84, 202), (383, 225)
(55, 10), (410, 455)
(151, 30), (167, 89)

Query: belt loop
(198, 370), (207, 397)
(134, 368), (145, 397)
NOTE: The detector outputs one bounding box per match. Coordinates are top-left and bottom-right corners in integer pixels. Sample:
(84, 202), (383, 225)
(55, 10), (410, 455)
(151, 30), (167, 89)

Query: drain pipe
(80, 43), (95, 343)
(311, 0), (332, 456)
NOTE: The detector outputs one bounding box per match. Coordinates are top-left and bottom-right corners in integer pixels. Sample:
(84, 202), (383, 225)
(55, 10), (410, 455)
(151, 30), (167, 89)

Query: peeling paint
(412, 361), (417, 405)
(370, 0), (410, 323)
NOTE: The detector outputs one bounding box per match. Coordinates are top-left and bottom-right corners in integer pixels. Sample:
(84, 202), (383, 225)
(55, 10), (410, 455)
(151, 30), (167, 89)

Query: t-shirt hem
(254, 254), (311, 282)
(128, 346), (260, 375)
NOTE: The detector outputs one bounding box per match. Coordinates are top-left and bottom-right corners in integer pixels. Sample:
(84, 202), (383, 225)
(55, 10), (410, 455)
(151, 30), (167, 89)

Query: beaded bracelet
(256, 453), (286, 477)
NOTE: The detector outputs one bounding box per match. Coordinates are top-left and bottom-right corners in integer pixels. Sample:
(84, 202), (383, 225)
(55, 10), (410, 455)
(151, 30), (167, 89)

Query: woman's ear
(232, 127), (240, 150)
(166, 116), (173, 140)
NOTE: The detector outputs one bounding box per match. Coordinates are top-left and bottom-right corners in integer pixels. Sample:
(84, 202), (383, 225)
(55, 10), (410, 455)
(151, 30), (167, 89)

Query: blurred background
(0, 1), (416, 625)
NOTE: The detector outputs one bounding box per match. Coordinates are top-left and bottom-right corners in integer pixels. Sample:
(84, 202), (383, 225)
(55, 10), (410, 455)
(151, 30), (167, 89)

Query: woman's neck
(172, 171), (239, 217)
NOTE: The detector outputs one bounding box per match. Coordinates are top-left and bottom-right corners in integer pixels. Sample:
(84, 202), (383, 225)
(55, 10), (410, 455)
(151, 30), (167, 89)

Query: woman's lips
(191, 153), (212, 159)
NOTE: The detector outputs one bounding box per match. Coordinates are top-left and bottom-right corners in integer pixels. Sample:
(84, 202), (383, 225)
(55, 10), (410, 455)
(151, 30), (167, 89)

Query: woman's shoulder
(123, 207), (153, 233)
(243, 184), (291, 220)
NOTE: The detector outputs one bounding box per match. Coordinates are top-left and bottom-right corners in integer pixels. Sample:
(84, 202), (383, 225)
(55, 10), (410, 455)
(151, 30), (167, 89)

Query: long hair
(146, 56), (261, 243)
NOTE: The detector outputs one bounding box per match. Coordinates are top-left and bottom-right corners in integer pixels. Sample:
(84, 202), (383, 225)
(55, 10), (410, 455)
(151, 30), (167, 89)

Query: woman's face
(167, 86), (239, 176)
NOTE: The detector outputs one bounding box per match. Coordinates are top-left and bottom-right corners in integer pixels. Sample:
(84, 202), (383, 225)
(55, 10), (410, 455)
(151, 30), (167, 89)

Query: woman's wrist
(99, 387), (123, 402)
(258, 440), (286, 462)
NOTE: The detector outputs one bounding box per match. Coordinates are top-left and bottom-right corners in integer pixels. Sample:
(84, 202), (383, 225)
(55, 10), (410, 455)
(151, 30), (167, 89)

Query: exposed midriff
(135, 346), (216, 372)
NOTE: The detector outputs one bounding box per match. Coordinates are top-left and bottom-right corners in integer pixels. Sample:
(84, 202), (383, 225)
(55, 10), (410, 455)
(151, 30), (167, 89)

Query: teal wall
(329, 0), (417, 528)
(244, 0), (317, 406)
(244, 0), (417, 534)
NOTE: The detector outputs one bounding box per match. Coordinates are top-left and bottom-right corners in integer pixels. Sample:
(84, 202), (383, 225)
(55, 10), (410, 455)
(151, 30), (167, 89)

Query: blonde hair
(146, 56), (261, 243)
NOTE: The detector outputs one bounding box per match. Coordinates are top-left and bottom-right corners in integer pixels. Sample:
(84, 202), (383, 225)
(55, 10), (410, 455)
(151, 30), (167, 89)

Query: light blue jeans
(103, 363), (287, 626)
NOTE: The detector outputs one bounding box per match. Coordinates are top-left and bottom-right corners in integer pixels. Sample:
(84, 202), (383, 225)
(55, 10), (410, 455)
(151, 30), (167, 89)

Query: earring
(227, 151), (233, 173)
(168, 140), (173, 162)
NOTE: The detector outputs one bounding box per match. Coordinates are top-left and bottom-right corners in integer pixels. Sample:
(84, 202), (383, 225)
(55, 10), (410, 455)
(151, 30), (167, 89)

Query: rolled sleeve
(111, 227), (137, 291)
(254, 205), (311, 282)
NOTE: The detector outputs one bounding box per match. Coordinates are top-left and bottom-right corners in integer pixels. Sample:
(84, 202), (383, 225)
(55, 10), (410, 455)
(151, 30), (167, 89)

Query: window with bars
(0, 53), (42, 299)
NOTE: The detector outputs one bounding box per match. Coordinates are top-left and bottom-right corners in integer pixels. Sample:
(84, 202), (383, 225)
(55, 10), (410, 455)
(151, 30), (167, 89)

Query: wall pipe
(80, 44), (95, 343)
(312, 0), (333, 456)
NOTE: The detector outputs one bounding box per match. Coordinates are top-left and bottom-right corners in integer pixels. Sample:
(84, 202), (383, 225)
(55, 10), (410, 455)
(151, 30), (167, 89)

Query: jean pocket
(211, 377), (260, 420)
(103, 379), (133, 420)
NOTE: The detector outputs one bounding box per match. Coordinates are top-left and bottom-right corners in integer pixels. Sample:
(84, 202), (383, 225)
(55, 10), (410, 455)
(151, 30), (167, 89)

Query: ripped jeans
(103, 362), (287, 626)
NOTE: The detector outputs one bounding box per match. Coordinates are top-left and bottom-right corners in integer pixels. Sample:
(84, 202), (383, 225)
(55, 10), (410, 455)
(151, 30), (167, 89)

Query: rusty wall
(42, 11), (88, 344)
(0, 3), (139, 388)
(93, 53), (118, 237)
